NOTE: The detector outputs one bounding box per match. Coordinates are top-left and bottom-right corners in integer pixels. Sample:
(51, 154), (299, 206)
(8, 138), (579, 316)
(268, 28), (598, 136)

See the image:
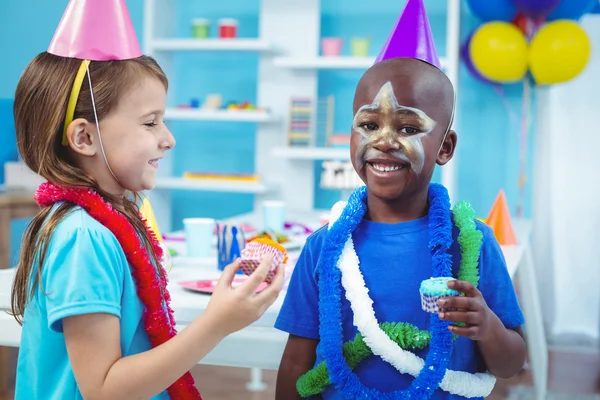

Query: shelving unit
(154, 177), (271, 193)
(151, 38), (272, 52)
(273, 55), (448, 70)
(164, 108), (275, 123)
(144, 0), (462, 234)
(271, 146), (349, 160)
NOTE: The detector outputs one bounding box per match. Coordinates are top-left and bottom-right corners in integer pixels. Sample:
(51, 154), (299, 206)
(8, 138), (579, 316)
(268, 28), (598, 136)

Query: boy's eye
(144, 121), (157, 128)
(399, 126), (420, 135)
(361, 122), (378, 131)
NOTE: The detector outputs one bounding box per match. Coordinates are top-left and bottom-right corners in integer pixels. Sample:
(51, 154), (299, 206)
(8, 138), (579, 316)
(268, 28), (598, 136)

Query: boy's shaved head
(353, 58), (455, 127)
(350, 57), (457, 204)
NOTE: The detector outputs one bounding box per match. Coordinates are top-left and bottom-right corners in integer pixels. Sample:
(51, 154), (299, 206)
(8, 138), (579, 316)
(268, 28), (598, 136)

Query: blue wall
(0, 0), (535, 241)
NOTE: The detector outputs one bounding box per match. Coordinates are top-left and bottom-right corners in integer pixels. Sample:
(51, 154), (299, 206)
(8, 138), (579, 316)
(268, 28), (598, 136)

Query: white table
(0, 216), (547, 398)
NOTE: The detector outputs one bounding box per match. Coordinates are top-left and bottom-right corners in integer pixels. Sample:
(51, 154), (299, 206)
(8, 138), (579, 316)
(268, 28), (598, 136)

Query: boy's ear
(66, 118), (97, 157)
(437, 130), (457, 166)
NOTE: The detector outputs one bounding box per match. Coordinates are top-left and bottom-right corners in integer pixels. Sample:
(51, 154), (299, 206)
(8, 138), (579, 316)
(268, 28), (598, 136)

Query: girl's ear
(66, 118), (97, 157)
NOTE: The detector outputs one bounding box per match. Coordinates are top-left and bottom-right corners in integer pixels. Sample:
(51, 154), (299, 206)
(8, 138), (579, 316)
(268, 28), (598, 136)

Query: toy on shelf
(176, 96), (267, 112)
(239, 237), (288, 283)
(183, 171), (260, 182)
(328, 133), (350, 148)
(486, 190), (518, 246)
(288, 97), (313, 147)
(320, 160), (362, 190)
(226, 100), (263, 111)
(202, 94), (222, 109)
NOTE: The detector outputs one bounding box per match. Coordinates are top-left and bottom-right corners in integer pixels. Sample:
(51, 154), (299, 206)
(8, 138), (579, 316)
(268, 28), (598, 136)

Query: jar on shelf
(191, 18), (210, 38)
(218, 18), (238, 39)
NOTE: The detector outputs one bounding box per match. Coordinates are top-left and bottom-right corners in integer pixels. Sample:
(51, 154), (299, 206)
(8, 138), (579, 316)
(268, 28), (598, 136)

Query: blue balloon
(513, 0), (561, 18)
(466, 0), (518, 21)
(547, 0), (598, 20)
(592, 2), (600, 14)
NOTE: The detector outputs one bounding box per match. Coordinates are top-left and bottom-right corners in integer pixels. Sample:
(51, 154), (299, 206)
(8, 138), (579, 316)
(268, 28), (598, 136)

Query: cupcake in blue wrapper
(419, 277), (460, 313)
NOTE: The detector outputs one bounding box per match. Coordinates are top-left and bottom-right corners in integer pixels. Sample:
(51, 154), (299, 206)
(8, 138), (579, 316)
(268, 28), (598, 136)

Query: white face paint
(352, 81), (437, 174)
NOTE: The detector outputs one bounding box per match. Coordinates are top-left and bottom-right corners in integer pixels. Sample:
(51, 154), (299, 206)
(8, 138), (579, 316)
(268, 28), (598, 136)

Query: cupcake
(419, 277), (460, 313)
(239, 238), (287, 283)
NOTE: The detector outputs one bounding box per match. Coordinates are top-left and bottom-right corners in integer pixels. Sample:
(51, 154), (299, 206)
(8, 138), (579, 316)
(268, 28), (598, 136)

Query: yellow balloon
(470, 22), (529, 83)
(529, 20), (591, 85)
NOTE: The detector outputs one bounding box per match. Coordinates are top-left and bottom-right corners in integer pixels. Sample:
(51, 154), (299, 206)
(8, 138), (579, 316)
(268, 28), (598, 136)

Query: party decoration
(216, 222), (246, 271)
(47, 0), (142, 61)
(374, 0), (441, 69)
(529, 20), (591, 85)
(547, 0), (597, 20)
(486, 190), (518, 246)
(140, 198), (163, 241)
(466, 0), (518, 22)
(461, 32), (495, 84)
(513, 0), (561, 19)
(470, 22), (529, 83)
(139, 197), (171, 270)
(511, 13), (529, 34)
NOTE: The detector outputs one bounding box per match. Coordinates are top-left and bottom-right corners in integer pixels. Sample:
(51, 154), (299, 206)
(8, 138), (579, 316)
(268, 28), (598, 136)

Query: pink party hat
(375, 0), (441, 69)
(48, 0), (142, 61)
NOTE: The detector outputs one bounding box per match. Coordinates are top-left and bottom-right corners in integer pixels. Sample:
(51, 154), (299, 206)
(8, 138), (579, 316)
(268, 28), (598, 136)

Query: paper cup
(183, 218), (215, 258)
(262, 200), (285, 232)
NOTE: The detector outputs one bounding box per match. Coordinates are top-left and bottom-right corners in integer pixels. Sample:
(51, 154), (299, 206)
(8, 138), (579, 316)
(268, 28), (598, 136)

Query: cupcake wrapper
(239, 242), (285, 283)
(420, 293), (459, 313)
(421, 293), (442, 313)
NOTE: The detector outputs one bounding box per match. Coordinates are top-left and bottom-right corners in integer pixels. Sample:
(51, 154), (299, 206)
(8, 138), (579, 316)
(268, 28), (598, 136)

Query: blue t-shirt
(275, 215), (524, 400)
(15, 206), (169, 400)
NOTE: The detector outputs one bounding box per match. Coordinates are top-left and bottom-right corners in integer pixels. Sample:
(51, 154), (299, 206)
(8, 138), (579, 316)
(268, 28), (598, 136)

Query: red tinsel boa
(34, 182), (202, 400)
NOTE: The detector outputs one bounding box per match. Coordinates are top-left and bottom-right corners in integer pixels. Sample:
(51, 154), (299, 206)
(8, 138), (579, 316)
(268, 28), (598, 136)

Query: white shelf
(154, 177), (270, 193)
(272, 146), (350, 160)
(273, 56), (448, 70)
(151, 38), (271, 52)
(164, 108), (275, 122)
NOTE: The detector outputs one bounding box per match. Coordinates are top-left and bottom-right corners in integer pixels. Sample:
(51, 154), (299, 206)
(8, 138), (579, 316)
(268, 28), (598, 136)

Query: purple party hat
(374, 0), (441, 69)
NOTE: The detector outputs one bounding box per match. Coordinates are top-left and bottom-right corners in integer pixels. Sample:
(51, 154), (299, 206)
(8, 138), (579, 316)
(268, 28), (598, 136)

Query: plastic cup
(351, 37), (370, 57)
(183, 218), (215, 258)
(321, 37), (343, 57)
(262, 201), (285, 232)
(218, 18), (238, 38)
(192, 18), (210, 38)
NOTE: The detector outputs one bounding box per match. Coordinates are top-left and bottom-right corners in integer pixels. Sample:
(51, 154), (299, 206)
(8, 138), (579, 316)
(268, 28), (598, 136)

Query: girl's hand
(204, 255), (285, 336)
(437, 280), (499, 342)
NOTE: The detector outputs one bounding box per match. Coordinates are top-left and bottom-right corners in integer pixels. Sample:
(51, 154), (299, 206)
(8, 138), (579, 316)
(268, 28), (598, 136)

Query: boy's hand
(437, 279), (500, 342)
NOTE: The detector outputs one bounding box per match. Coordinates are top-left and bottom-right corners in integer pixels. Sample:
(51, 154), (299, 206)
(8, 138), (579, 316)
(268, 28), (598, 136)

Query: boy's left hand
(437, 279), (499, 342)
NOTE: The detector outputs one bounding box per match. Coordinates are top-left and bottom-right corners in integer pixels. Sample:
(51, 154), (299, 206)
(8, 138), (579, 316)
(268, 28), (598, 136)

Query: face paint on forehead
(352, 81), (437, 174)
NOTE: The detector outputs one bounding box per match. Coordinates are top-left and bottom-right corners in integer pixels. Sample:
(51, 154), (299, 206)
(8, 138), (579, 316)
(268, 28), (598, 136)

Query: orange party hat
(486, 190), (518, 245)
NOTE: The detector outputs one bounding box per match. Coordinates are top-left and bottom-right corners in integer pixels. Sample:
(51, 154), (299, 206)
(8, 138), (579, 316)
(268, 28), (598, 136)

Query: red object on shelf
(218, 19), (238, 38)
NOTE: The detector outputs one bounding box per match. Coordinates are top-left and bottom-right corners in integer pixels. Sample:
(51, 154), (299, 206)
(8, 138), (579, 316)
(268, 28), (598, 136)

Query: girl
(10, 52), (284, 400)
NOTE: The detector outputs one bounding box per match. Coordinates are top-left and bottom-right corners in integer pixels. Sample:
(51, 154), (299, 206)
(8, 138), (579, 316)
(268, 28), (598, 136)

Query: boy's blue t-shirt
(275, 215), (525, 400)
(15, 206), (169, 400)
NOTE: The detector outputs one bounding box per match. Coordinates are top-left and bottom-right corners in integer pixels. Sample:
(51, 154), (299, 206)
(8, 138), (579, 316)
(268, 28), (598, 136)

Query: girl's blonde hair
(11, 52), (168, 324)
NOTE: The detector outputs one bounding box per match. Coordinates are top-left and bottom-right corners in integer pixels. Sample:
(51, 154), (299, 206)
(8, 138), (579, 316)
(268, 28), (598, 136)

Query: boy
(274, 0), (526, 399)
